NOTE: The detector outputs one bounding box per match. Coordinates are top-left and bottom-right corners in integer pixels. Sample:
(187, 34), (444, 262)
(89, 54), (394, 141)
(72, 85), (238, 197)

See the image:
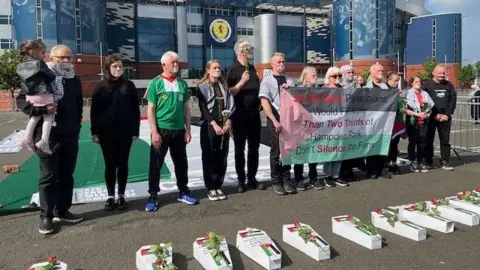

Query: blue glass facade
(105, 2), (136, 62)
(12, 0), (37, 48)
(80, 0), (105, 55)
(406, 14), (462, 65)
(57, 0), (76, 54)
(42, 0), (57, 50)
(333, 0), (395, 60)
(277, 26), (304, 63)
(137, 17), (175, 62)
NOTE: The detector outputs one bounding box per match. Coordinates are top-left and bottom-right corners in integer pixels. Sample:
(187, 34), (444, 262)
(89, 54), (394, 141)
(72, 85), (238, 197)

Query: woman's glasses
(331, 74), (343, 79)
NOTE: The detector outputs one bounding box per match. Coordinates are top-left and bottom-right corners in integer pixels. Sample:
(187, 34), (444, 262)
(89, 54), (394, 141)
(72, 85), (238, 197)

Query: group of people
(15, 39), (457, 235)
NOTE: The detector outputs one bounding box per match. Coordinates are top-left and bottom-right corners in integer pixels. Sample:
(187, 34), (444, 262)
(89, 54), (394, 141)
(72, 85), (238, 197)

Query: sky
(425, 0), (480, 66)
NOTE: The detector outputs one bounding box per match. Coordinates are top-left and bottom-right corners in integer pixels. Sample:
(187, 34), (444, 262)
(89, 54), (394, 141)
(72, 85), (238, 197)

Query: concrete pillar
(254, 14), (277, 64)
(176, 6), (188, 63)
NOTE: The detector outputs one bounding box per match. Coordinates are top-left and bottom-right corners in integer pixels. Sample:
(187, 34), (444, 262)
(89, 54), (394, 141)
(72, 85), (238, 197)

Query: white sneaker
(216, 189), (227, 200)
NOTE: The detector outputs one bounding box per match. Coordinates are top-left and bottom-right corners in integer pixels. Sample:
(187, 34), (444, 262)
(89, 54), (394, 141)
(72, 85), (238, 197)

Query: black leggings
(200, 123), (230, 191)
(407, 124), (428, 164)
(99, 136), (133, 196)
(388, 136), (401, 163)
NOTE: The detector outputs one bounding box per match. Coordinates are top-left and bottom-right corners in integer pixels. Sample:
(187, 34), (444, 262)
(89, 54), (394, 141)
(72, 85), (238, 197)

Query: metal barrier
(449, 95), (480, 155)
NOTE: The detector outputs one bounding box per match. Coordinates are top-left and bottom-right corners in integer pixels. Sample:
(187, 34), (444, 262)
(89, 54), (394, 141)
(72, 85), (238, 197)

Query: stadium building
(0, 0), (462, 95)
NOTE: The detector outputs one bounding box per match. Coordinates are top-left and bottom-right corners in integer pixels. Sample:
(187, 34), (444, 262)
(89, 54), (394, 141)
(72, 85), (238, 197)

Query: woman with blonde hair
(196, 60), (235, 201)
(320, 67), (350, 188)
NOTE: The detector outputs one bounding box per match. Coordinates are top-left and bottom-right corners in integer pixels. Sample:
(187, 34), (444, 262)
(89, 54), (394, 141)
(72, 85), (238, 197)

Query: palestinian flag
(279, 87), (398, 165)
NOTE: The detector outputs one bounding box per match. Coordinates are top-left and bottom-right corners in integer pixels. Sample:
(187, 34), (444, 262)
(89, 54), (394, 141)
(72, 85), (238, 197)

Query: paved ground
(1, 109), (480, 270)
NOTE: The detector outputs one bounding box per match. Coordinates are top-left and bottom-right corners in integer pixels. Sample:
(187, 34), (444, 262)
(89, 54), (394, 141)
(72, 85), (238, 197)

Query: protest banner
(279, 87), (399, 165)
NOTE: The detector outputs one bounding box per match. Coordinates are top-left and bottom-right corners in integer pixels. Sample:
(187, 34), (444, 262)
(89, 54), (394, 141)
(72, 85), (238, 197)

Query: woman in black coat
(90, 55), (140, 211)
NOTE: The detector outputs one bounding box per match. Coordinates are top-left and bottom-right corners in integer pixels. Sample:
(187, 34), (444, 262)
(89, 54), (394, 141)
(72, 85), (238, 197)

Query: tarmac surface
(1, 108), (480, 270)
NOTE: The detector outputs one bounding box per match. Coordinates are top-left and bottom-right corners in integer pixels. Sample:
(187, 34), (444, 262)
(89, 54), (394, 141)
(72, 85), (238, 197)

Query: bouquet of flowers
(149, 243), (178, 270)
(238, 42), (251, 72)
(456, 191), (480, 205)
(28, 256), (58, 270)
(375, 208), (399, 227)
(407, 201), (441, 215)
(202, 232), (227, 263)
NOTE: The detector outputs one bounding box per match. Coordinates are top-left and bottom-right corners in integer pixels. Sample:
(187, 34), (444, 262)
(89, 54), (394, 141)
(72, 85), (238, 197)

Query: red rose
(475, 187), (480, 192)
(408, 205), (416, 211)
(204, 233), (210, 239)
(155, 260), (164, 267)
(48, 256), (57, 264)
(430, 197), (437, 204)
(293, 221), (300, 227)
(346, 216), (353, 221)
(375, 208), (382, 214)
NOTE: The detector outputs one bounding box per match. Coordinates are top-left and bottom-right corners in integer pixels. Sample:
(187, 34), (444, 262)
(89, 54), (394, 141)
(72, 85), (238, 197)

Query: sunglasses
(331, 74), (342, 79)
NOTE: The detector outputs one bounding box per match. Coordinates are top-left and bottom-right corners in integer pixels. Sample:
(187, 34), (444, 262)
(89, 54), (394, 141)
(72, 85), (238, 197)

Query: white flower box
(282, 222), (330, 261)
(193, 236), (233, 270)
(390, 204), (454, 233)
(29, 261), (67, 270)
(446, 196), (480, 215)
(136, 244), (174, 270)
(331, 215), (382, 250)
(426, 201), (479, 226)
(236, 228), (282, 270)
(371, 210), (427, 241)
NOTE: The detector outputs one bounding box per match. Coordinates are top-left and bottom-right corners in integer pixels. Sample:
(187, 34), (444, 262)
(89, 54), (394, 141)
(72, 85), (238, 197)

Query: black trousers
(99, 136), (133, 196)
(388, 136), (401, 163)
(38, 135), (79, 219)
(200, 123), (230, 191)
(407, 124), (428, 163)
(148, 128), (189, 194)
(231, 108), (261, 183)
(293, 163), (317, 181)
(425, 119), (451, 165)
(267, 117), (294, 185)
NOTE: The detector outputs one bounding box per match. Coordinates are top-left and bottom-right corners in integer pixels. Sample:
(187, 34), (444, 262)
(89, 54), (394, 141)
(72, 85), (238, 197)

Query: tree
(416, 57), (437, 81)
(474, 61), (480, 78)
(458, 64), (476, 86)
(0, 49), (21, 110)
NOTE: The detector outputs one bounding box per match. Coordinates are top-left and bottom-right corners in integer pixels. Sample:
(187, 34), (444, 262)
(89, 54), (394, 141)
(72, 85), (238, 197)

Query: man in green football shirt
(145, 51), (198, 212)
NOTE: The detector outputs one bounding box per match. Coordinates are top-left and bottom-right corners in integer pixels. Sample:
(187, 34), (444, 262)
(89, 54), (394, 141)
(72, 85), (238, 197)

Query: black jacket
(90, 79), (140, 138)
(226, 60), (260, 109)
(17, 76), (83, 138)
(423, 79), (457, 119)
(16, 56), (55, 96)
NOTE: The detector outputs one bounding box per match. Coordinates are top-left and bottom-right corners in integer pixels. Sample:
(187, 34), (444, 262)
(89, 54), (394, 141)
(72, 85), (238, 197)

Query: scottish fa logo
(209, 19), (232, 43)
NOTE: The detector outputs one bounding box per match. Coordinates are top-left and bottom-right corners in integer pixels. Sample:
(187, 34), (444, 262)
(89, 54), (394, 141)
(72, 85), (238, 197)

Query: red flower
(264, 243), (271, 248)
(48, 256), (57, 264)
(346, 215), (353, 221)
(430, 197), (437, 204)
(293, 221), (300, 227)
(457, 193), (463, 199)
(204, 233), (210, 240)
(462, 191), (467, 195)
(239, 232), (247, 238)
(375, 208), (382, 215)
(408, 205), (416, 211)
(475, 187), (480, 192)
(155, 261), (164, 267)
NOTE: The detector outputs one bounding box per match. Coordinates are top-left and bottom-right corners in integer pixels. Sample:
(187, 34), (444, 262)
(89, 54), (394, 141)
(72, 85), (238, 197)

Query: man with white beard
(226, 39), (266, 193)
(16, 44), (84, 234)
(340, 65), (357, 90)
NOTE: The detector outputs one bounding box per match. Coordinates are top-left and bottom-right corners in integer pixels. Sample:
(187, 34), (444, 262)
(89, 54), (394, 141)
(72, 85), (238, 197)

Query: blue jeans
(323, 161), (342, 178)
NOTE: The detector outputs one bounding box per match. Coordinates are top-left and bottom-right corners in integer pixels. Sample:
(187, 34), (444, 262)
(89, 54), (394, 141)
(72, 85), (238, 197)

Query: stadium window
(0, 15), (9, 25)
(0, 39), (12, 49)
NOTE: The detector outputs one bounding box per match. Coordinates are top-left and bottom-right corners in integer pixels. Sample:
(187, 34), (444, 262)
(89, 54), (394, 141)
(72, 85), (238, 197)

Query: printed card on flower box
(193, 232), (233, 270)
(426, 198), (479, 227)
(371, 209), (427, 242)
(236, 228), (281, 270)
(331, 215), (382, 250)
(389, 204), (454, 233)
(136, 243), (175, 270)
(282, 222), (330, 261)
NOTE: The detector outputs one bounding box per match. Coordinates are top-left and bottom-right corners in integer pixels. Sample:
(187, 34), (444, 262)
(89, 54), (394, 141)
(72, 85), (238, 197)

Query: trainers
(104, 198), (116, 211)
(296, 182), (308, 191)
(409, 162), (420, 173)
(207, 190), (219, 201)
(39, 217), (54, 235)
(247, 178), (266, 190)
(116, 197), (128, 210)
(35, 139), (52, 154)
(441, 161), (454, 171)
(177, 193), (198, 205)
(53, 211), (83, 223)
(335, 178), (350, 187)
(145, 194), (159, 212)
(419, 164), (430, 173)
(272, 183), (287, 195)
(216, 189), (227, 200)
(325, 176), (336, 187)
(284, 182), (297, 194)
(311, 179), (325, 190)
